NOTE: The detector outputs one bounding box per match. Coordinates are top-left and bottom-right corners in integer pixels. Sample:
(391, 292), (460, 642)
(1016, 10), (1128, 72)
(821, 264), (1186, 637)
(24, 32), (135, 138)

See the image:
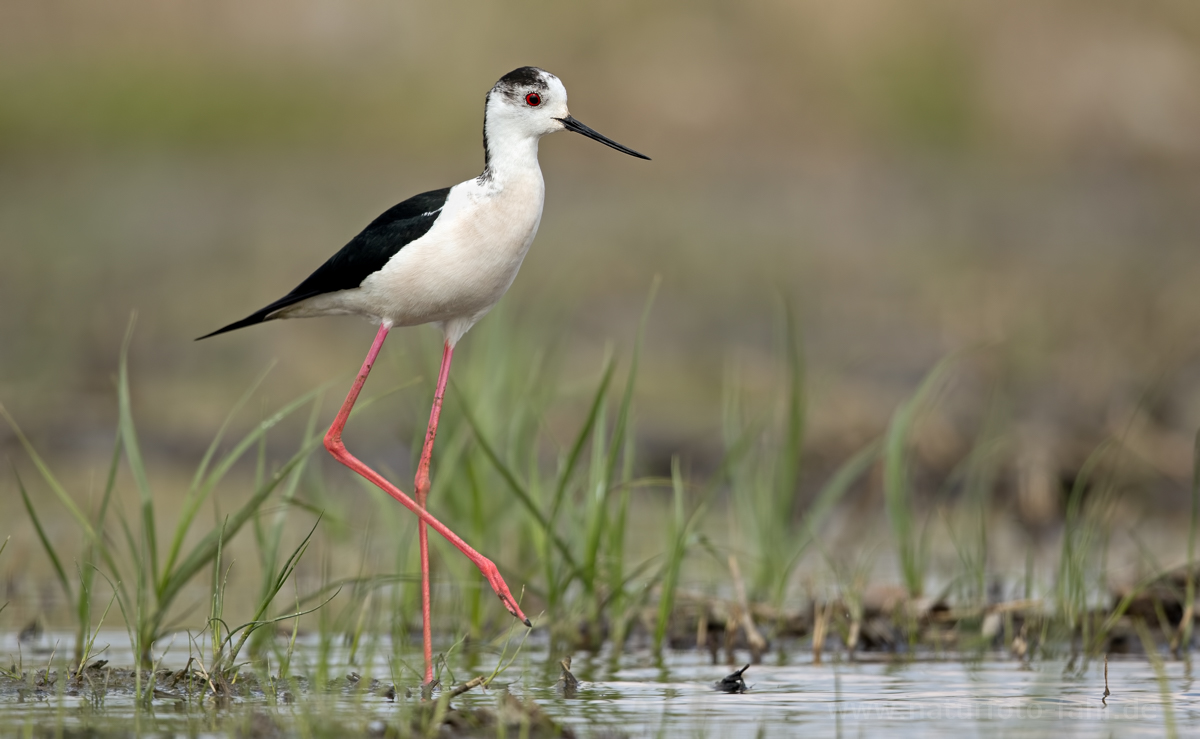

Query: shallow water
(1, 631), (1195, 737)
(534, 651), (1195, 738)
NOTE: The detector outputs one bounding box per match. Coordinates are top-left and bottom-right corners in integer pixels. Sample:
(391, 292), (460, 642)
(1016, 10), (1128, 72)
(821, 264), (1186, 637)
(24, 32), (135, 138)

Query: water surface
(1, 631), (1193, 737)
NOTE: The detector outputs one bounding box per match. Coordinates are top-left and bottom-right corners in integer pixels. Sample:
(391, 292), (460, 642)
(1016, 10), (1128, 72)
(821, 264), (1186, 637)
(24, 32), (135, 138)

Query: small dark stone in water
(556, 656), (579, 697)
(715, 664), (750, 693)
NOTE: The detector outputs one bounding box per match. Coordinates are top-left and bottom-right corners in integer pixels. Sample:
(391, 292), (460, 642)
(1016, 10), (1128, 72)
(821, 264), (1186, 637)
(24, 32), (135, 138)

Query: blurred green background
(3, 0), (1200, 626)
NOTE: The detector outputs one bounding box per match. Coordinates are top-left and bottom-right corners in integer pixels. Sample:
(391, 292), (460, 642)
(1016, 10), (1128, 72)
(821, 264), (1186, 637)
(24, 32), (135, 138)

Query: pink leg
(412, 340), (454, 685)
(323, 325), (530, 681)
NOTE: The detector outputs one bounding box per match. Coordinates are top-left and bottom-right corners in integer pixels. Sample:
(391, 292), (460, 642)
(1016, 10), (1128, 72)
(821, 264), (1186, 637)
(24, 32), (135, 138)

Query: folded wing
(197, 187), (452, 339)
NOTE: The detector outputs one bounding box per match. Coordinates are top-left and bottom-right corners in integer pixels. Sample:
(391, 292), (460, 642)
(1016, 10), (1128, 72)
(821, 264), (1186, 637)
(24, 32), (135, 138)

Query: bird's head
(484, 67), (649, 162)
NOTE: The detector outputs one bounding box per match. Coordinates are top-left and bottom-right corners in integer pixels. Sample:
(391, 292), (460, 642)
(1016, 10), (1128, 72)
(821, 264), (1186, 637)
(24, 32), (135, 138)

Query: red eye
(525, 92), (541, 107)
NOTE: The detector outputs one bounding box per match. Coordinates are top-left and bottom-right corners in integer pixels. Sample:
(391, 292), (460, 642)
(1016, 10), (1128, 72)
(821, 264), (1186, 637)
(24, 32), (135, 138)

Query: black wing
(197, 187), (451, 339)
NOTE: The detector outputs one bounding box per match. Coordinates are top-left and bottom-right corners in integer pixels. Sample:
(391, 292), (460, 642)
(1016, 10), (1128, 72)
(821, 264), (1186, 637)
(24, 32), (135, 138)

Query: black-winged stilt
(199, 67), (648, 685)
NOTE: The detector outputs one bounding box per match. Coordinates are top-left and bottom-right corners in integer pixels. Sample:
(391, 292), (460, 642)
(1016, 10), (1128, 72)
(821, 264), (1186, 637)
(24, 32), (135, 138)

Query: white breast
(350, 171), (545, 340)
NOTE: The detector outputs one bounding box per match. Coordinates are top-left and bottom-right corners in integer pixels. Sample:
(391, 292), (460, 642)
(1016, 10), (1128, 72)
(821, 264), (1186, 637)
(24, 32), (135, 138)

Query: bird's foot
(477, 557), (532, 627)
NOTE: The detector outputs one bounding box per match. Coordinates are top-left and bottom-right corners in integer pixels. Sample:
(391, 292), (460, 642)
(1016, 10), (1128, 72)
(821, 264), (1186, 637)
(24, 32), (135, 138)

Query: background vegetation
(2, 0), (1200, 653)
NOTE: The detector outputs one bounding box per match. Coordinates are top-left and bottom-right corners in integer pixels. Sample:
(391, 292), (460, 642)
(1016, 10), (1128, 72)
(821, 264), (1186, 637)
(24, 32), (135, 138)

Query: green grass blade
(76, 417), (126, 660)
(223, 516), (321, 669)
(113, 503), (153, 663)
(604, 276), (659, 483)
(9, 405), (131, 620)
(1056, 439), (1113, 629)
(157, 425), (327, 614)
(548, 353), (616, 527)
(774, 438), (882, 604)
(188, 361), (276, 495)
(224, 589), (340, 662)
(159, 385), (328, 593)
(586, 279), (656, 603)
(776, 296), (806, 521)
(90, 567), (139, 671)
(95, 424), (123, 544)
(288, 575), (408, 609)
(14, 467), (73, 604)
(260, 390), (324, 602)
(458, 393), (581, 578)
(706, 416), (758, 495)
(606, 429), (637, 614)
(210, 516), (228, 663)
(654, 457), (688, 653)
(581, 400), (610, 590)
(269, 516), (321, 598)
(117, 320), (159, 587)
(0, 404), (98, 539)
(77, 583), (118, 671)
(883, 353), (959, 598)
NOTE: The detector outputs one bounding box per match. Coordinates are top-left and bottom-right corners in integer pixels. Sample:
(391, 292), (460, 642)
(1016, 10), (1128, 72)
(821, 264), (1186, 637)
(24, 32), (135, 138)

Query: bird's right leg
(323, 323), (531, 627)
(412, 340), (454, 686)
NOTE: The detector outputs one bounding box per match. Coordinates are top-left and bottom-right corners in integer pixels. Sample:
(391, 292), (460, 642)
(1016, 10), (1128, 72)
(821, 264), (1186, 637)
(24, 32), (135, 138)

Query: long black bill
(557, 115), (650, 160)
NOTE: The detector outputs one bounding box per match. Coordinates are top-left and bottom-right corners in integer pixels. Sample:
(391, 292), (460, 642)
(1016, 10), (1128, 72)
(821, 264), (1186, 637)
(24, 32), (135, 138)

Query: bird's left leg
(323, 326), (531, 671)
(413, 340), (453, 686)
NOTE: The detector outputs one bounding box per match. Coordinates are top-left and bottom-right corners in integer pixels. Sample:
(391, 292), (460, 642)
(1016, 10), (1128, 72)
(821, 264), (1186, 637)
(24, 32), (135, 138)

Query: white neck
(478, 88), (552, 187)
(481, 130), (541, 185)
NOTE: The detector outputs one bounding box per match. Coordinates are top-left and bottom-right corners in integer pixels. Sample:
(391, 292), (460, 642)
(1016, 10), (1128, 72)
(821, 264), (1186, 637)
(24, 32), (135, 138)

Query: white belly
(283, 173), (545, 343)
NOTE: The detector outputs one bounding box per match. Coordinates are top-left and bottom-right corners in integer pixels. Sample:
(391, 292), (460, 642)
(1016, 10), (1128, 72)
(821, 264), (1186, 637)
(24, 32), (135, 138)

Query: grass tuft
(882, 354), (959, 599)
(7, 322), (328, 667)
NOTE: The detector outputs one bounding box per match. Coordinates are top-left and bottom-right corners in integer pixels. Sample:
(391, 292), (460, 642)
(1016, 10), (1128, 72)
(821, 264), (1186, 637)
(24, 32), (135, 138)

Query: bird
(198, 66), (649, 687)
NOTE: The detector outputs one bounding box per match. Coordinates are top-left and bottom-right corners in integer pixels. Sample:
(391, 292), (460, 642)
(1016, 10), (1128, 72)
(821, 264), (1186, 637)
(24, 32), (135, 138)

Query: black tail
(195, 310), (273, 340)
(195, 292), (319, 340)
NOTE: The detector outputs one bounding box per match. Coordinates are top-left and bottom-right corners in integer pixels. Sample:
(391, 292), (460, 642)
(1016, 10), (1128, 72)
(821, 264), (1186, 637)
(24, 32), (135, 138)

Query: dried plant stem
(812, 602), (831, 665)
(729, 556), (767, 663)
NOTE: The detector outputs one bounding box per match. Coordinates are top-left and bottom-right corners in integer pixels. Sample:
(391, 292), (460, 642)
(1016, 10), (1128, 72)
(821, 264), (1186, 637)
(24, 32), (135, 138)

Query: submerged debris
(414, 678), (439, 701)
(409, 688), (576, 738)
(726, 556), (768, 664)
(556, 657), (579, 698)
(1114, 564), (1200, 629)
(494, 691), (574, 737)
(238, 709), (286, 739)
(1102, 654), (1110, 706)
(448, 675), (488, 699)
(715, 664), (749, 694)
